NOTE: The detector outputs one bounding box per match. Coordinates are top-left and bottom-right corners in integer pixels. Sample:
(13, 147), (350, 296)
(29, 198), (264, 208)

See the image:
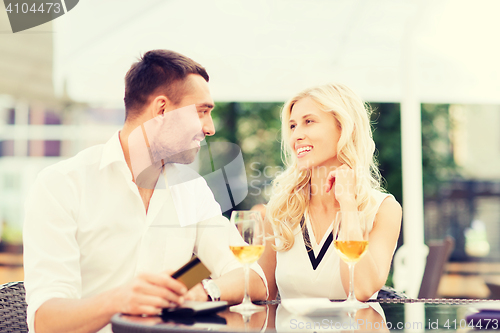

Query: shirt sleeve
(189, 177), (268, 295)
(23, 168), (82, 333)
(195, 215), (269, 296)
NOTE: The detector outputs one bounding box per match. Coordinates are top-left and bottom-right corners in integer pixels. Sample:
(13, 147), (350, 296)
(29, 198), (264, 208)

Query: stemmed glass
(333, 211), (369, 309)
(229, 210), (266, 314)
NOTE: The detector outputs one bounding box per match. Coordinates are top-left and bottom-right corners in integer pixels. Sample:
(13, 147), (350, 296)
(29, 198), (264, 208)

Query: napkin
(466, 302), (500, 328)
(281, 298), (349, 317)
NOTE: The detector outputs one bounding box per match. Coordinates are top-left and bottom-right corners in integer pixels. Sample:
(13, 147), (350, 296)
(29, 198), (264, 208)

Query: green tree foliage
(371, 103), (457, 205)
(370, 103), (403, 204)
(420, 103), (458, 197)
(209, 102), (283, 211)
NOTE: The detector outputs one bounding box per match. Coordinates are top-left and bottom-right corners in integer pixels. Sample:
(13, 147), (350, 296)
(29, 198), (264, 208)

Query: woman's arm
(258, 217), (279, 300)
(338, 196), (402, 300)
(326, 164), (402, 300)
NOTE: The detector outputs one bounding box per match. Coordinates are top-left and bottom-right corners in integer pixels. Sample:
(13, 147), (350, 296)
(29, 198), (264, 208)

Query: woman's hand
(325, 164), (356, 208)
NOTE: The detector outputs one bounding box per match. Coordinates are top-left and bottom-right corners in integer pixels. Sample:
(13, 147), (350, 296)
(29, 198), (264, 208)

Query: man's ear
(150, 95), (170, 117)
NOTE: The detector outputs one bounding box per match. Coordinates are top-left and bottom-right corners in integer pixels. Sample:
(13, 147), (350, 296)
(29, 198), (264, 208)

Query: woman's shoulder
(372, 190), (402, 226)
(370, 188), (392, 201)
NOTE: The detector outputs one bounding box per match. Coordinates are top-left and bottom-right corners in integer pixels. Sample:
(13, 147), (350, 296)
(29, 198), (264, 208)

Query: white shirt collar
(99, 130), (127, 171)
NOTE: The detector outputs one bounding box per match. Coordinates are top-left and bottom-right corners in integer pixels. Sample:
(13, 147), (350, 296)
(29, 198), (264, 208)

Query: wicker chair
(0, 281), (28, 333)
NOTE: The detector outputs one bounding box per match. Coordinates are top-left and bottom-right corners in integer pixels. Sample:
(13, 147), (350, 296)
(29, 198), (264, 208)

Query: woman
(259, 83), (402, 300)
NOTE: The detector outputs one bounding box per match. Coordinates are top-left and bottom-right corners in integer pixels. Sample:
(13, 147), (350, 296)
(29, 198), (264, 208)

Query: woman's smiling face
(288, 97), (342, 170)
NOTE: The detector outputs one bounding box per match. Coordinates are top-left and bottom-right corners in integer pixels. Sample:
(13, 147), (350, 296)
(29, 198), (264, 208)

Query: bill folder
(162, 301), (228, 317)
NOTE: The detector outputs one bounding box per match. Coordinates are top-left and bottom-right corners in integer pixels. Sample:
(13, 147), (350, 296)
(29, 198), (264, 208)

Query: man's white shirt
(23, 132), (267, 332)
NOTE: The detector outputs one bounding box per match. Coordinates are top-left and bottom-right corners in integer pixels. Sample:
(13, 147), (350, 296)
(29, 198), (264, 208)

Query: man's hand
(184, 283), (209, 302)
(112, 272), (188, 315)
(34, 272), (189, 333)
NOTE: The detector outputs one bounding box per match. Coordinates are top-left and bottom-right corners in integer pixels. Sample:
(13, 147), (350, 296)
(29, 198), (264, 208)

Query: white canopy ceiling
(0, 11), (55, 104)
(52, 0), (500, 106)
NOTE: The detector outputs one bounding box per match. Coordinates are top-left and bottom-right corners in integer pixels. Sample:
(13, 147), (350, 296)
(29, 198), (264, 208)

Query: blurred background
(1, 0), (500, 299)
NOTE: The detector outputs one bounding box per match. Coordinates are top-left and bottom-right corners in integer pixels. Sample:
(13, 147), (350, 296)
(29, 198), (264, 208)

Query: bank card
(171, 256), (211, 290)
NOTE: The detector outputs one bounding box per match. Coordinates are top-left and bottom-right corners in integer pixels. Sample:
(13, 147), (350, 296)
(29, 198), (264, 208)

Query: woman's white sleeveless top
(275, 190), (392, 299)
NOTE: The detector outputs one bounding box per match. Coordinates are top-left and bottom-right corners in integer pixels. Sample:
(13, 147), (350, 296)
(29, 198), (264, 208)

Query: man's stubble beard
(166, 146), (200, 164)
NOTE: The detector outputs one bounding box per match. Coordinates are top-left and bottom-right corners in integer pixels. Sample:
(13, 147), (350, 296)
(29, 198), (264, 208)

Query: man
(23, 50), (268, 333)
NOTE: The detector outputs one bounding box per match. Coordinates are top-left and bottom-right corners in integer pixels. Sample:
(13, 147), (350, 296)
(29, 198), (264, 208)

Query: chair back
(418, 236), (455, 299)
(0, 281), (28, 333)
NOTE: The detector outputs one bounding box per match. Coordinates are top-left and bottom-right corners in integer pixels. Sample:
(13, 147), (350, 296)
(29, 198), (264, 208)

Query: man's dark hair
(124, 50), (209, 120)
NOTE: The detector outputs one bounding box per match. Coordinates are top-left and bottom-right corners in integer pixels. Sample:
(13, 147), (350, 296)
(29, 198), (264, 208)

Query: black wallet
(161, 301), (228, 317)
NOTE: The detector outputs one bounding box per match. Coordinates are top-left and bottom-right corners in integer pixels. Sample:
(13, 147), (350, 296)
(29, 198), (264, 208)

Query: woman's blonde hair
(267, 83), (383, 251)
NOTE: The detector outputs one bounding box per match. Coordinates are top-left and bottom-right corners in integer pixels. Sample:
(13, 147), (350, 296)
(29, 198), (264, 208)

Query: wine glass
(229, 210), (266, 314)
(333, 211), (369, 309)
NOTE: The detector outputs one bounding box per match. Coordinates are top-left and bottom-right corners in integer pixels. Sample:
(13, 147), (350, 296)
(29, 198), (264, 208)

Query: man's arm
(185, 268), (267, 303)
(35, 273), (187, 333)
(23, 169), (187, 333)
(214, 267), (267, 303)
(172, 172), (267, 303)
(192, 215), (268, 303)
